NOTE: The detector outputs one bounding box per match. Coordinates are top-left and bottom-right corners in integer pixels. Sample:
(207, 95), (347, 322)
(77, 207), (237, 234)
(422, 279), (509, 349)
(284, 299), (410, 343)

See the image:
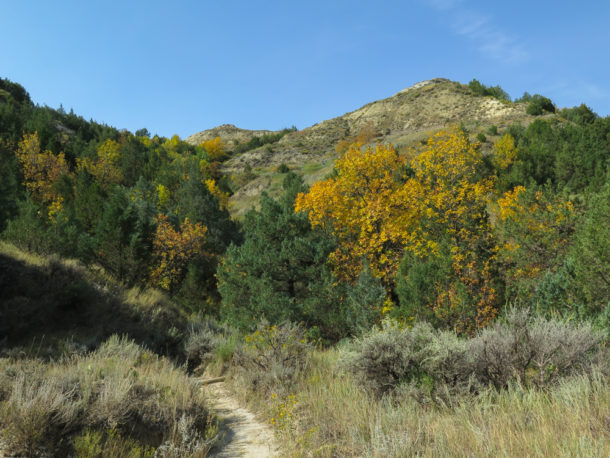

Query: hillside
(1, 75), (608, 456)
(186, 123), (281, 150)
(189, 78), (542, 216)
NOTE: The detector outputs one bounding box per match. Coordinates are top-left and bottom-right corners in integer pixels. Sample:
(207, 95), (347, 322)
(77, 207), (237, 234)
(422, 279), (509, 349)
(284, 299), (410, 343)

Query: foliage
(204, 178), (230, 211)
(76, 138), (123, 188)
(497, 117), (610, 194)
(200, 136), (227, 161)
(342, 309), (607, 397)
(233, 322), (311, 394)
(218, 173), (341, 339)
(559, 103), (597, 125)
(298, 129), (499, 332)
(526, 94), (555, 115)
(494, 185), (576, 302)
(468, 79), (510, 101)
(94, 186), (156, 284)
(470, 308), (607, 389)
(570, 181), (610, 322)
(492, 133), (518, 170)
(150, 214), (207, 292)
(341, 321), (439, 394)
(15, 132), (71, 218)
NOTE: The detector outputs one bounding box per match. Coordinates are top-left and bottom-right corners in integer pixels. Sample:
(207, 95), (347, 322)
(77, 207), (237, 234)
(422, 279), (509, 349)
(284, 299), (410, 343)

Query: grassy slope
(0, 242), (188, 357)
(229, 348), (609, 457)
(0, 243), (217, 457)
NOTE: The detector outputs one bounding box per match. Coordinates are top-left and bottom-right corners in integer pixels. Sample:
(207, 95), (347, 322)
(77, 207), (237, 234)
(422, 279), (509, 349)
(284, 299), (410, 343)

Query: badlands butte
(186, 78), (546, 216)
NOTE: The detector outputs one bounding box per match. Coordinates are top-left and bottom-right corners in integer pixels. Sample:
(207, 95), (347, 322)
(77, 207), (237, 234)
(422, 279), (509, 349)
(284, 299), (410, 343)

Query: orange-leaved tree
(150, 214), (207, 291)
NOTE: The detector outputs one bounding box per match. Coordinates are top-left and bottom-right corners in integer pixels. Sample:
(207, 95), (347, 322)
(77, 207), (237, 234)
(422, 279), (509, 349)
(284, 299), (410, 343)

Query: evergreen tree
(217, 173), (339, 337)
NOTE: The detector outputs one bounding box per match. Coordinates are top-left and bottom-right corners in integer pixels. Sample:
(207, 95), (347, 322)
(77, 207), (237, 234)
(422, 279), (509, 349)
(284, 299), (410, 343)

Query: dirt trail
(205, 382), (279, 457)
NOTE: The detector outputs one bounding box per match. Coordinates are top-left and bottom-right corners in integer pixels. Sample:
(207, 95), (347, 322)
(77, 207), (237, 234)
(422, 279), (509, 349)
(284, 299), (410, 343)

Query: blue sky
(2, 0), (609, 138)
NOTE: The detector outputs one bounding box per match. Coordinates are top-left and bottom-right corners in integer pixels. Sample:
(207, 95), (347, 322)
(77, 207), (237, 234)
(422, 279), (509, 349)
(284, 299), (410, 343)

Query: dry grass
(230, 347), (609, 457)
(0, 241), (188, 358)
(0, 335), (217, 456)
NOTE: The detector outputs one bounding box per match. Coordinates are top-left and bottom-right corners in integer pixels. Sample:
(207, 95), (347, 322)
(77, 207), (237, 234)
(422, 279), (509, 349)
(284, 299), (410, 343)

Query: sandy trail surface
(205, 382), (279, 457)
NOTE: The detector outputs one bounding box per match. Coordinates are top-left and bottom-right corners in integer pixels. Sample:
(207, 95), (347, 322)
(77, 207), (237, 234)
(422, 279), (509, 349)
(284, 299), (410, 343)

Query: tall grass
(0, 336), (217, 456)
(229, 346), (609, 456)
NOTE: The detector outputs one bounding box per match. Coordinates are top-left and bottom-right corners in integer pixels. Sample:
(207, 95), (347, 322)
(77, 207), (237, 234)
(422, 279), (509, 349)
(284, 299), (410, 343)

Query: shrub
(487, 125), (498, 136)
(233, 322), (311, 394)
(476, 132), (487, 143)
(0, 336), (216, 456)
(470, 309), (606, 388)
(559, 104), (597, 125)
(526, 94), (555, 115)
(276, 163), (290, 173)
(468, 79), (510, 101)
(342, 321), (437, 394)
(343, 310), (607, 398)
(184, 319), (236, 372)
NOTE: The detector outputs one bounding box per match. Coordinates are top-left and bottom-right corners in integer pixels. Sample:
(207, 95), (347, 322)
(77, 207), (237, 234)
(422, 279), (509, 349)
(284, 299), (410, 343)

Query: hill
(185, 123), (281, 150)
(189, 78), (543, 216)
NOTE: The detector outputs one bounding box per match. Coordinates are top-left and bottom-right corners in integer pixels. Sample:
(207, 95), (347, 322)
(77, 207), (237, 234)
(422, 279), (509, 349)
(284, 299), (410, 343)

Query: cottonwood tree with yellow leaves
(296, 128), (500, 333)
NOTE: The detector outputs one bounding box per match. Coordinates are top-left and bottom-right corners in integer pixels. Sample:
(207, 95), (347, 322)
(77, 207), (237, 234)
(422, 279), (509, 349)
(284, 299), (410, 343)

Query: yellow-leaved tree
(150, 214), (207, 291)
(205, 179), (231, 211)
(200, 137), (227, 161)
(77, 139), (123, 188)
(15, 132), (71, 220)
(296, 128), (499, 332)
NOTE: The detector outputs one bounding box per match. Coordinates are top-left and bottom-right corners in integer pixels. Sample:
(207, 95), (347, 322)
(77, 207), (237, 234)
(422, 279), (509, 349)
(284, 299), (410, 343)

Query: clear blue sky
(2, 0), (609, 138)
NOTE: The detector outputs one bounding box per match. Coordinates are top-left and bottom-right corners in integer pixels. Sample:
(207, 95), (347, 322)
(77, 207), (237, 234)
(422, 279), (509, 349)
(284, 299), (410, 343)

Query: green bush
(476, 132), (487, 143)
(468, 79), (510, 101)
(559, 104), (597, 125)
(526, 94), (555, 115)
(486, 125), (498, 136)
(276, 163), (290, 173)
